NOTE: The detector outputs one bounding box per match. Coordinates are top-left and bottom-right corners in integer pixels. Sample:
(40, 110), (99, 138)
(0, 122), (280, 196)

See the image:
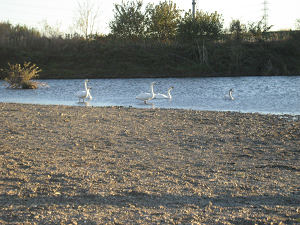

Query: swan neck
(167, 90), (171, 98)
(85, 89), (90, 97)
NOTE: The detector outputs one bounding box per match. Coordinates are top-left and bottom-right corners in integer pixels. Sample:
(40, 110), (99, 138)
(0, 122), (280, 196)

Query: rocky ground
(0, 103), (299, 224)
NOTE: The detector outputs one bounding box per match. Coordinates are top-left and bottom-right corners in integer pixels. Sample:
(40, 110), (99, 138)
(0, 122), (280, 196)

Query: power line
(1, 0), (73, 12)
(216, 3), (261, 11)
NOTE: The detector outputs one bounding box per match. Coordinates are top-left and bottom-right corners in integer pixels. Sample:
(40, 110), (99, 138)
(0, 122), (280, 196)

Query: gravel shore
(0, 103), (300, 224)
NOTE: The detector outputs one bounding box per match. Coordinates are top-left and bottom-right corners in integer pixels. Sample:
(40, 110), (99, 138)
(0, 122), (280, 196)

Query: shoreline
(2, 101), (300, 118)
(1, 103), (299, 224)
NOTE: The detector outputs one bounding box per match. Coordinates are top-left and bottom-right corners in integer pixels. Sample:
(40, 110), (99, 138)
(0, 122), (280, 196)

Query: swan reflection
(75, 101), (90, 107)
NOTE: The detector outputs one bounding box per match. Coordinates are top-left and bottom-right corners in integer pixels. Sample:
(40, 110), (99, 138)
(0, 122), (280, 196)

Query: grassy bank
(1, 34), (300, 79)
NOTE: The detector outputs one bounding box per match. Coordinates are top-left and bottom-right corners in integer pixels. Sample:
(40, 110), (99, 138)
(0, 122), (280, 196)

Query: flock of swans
(135, 82), (174, 103)
(74, 80), (234, 103)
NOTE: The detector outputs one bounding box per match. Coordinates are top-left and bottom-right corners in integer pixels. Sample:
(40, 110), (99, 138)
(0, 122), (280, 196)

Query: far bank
(1, 33), (300, 80)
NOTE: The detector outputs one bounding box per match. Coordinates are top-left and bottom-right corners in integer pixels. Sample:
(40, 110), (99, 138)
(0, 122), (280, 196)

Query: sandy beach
(0, 102), (299, 224)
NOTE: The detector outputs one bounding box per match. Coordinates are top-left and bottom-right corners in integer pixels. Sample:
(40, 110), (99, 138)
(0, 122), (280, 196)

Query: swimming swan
(136, 82), (156, 103)
(154, 87), (173, 99)
(223, 89), (234, 100)
(75, 79), (91, 102)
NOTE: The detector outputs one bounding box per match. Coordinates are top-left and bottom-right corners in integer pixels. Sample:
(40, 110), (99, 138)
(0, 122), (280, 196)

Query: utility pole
(192, 0), (196, 19)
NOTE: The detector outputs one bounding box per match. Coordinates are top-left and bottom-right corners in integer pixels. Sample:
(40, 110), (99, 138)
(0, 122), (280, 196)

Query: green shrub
(1, 62), (42, 89)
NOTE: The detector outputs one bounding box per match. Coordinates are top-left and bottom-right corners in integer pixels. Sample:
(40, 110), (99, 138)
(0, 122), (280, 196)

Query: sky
(1, 0), (299, 35)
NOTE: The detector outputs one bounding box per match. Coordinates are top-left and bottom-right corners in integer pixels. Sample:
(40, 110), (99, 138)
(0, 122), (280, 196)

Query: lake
(1, 76), (300, 115)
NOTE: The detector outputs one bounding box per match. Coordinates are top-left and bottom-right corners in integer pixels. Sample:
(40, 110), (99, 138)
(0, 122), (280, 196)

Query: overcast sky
(1, 0), (299, 34)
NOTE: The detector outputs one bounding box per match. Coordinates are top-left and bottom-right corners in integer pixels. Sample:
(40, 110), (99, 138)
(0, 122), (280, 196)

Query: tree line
(0, 0), (300, 79)
(1, 0), (286, 46)
(109, 0), (223, 42)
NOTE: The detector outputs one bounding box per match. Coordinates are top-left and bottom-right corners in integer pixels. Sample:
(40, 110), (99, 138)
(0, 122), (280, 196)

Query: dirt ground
(0, 103), (299, 224)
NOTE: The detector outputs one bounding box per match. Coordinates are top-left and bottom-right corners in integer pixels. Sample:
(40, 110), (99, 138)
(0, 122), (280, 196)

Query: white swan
(223, 89), (234, 100)
(83, 79), (92, 100)
(83, 79), (89, 90)
(136, 82), (156, 103)
(87, 87), (92, 100)
(75, 79), (91, 102)
(75, 87), (92, 102)
(154, 87), (173, 99)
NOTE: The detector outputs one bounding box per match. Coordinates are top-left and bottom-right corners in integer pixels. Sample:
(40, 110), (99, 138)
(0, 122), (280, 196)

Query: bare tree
(73, 0), (102, 39)
(39, 19), (62, 38)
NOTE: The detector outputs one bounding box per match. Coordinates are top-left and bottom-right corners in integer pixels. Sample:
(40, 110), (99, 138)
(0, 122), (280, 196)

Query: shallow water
(1, 76), (300, 115)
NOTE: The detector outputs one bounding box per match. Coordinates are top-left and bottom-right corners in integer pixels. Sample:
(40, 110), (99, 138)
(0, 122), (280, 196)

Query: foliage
(146, 0), (182, 42)
(1, 12), (300, 79)
(177, 10), (223, 42)
(295, 18), (300, 30)
(1, 62), (42, 89)
(109, 0), (147, 40)
(0, 22), (40, 49)
(229, 19), (247, 43)
(247, 17), (273, 42)
(109, 0), (182, 42)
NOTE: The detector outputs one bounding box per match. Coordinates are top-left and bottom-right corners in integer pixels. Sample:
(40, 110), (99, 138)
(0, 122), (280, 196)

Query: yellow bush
(2, 62), (42, 89)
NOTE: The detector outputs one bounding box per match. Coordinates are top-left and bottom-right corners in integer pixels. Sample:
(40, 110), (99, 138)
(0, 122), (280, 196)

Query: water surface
(1, 76), (299, 115)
